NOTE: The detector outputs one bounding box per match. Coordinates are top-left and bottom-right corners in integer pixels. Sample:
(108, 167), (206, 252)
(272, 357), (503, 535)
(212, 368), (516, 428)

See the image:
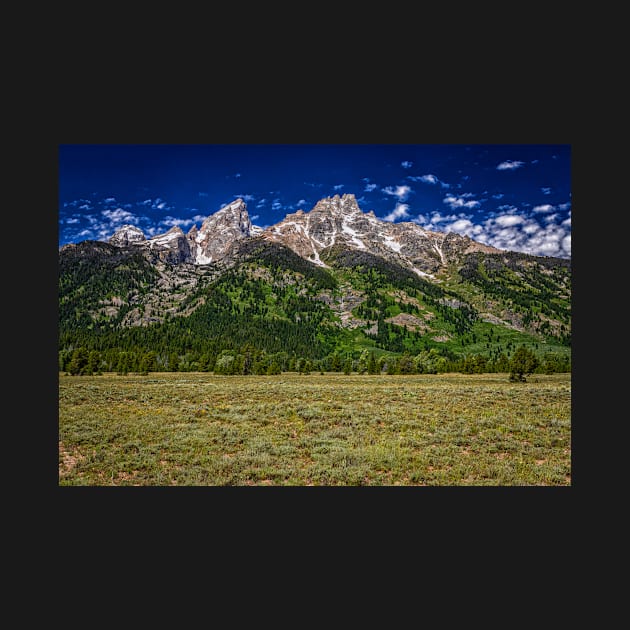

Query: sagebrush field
(58, 372), (571, 486)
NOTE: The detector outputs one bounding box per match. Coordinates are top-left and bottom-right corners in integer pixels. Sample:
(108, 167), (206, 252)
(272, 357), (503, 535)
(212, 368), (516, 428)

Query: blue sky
(59, 144), (571, 258)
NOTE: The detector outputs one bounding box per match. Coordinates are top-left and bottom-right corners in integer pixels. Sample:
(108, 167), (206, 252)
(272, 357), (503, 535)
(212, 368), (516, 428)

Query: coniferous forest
(59, 239), (570, 379)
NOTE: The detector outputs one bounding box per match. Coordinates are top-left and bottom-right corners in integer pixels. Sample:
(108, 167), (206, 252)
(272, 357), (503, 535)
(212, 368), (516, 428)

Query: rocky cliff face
(189, 198), (253, 264)
(108, 224), (146, 247)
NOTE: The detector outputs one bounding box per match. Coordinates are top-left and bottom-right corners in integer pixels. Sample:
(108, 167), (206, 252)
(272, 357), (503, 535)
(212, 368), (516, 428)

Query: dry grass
(58, 372), (571, 486)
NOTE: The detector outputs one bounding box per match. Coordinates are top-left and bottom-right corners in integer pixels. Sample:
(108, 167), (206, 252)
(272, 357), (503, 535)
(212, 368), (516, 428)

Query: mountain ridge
(59, 193), (571, 371)
(101, 193), (504, 277)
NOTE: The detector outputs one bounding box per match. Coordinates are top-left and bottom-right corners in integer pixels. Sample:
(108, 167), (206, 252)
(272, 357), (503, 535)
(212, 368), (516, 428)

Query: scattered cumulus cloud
(496, 160), (525, 170)
(382, 185), (412, 201)
(407, 173), (450, 189)
(492, 193), (504, 200)
(383, 203), (410, 222)
(541, 187), (552, 195)
(443, 194), (481, 210)
(250, 214), (260, 222)
(333, 184), (345, 191)
(364, 183), (378, 192)
(419, 174), (438, 184)
(401, 161), (413, 169)
(103, 197), (117, 203)
(413, 207), (570, 258)
(532, 204), (554, 213)
(101, 208), (137, 224)
(160, 216), (195, 228)
(494, 214), (524, 227)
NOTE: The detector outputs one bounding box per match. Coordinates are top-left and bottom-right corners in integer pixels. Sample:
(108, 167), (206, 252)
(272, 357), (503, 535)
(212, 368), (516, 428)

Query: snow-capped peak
(108, 224), (146, 246)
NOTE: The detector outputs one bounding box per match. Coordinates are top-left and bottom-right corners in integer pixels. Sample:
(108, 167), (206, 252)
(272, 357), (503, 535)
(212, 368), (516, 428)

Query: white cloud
(443, 194), (481, 210)
(161, 216), (195, 228)
(419, 174), (438, 184)
(383, 203), (410, 222)
(250, 214), (260, 221)
(333, 184), (345, 191)
(522, 222), (541, 235)
(382, 185), (412, 201)
(297, 199), (308, 207)
(401, 161), (413, 169)
(494, 214), (524, 227)
(541, 187), (552, 195)
(271, 199), (283, 211)
(101, 208), (137, 224)
(364, 183), (378, 192)
(532, 204), (555, 213)
(103, 197), (117, 203)
(408, 173), (449, 188)
(496, 160), (525, 170)
(234, 194), (255, 202)
(256, 198), (267, 208)
(558, 202), (571, 211)
(446, 219), (475, 235)
(414, 207), (570, 259)
(79, 204), (92, 210)
(492, 193), (504, 200)
(65, 217), (80, 224)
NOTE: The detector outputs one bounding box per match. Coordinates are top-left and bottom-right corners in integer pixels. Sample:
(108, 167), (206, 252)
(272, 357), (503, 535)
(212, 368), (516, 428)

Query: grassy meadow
(58, 372), (571, 486)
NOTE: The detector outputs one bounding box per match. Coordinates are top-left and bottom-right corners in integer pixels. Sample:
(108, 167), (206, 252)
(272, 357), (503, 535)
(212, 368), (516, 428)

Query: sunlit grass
(59, 372), (571, 486)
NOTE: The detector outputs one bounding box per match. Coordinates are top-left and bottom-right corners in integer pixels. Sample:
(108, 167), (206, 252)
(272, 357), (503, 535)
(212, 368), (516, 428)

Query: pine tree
(509, 345), (539, 382)
(367, 352), (378, 375)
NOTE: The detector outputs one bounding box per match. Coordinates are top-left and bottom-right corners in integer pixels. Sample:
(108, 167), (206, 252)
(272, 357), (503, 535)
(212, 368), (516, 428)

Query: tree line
(60, 344), (568, 382)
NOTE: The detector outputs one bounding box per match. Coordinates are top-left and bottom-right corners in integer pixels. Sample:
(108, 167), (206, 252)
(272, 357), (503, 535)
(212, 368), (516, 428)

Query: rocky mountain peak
(108, 224), (146, 247)
(311, 193), (361, 217)
(192, 198), (253, 264)
(199, 198), (251, 236)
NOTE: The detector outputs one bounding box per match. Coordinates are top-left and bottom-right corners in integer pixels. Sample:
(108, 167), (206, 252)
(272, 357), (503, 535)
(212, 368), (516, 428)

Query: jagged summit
(108, 224), (146, 247)
(104, 194), (499, 275)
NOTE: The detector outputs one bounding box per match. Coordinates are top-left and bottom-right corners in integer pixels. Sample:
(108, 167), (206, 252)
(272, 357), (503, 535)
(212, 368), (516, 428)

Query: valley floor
(58, 372), (571, 486)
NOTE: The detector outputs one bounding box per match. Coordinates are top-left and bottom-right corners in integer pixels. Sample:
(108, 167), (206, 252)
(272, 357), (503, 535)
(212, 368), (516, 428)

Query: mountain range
(59, 194), (571, 372)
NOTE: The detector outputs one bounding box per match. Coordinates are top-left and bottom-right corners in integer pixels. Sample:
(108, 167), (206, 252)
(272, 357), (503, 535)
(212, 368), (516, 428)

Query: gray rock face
(189, 198), (252, 264)
(108, 224), (146, 247)
(146, 226), (191, 264)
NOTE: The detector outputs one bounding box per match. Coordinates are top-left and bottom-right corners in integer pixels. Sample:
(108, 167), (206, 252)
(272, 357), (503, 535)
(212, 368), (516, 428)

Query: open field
(59, 372), (571, 486)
